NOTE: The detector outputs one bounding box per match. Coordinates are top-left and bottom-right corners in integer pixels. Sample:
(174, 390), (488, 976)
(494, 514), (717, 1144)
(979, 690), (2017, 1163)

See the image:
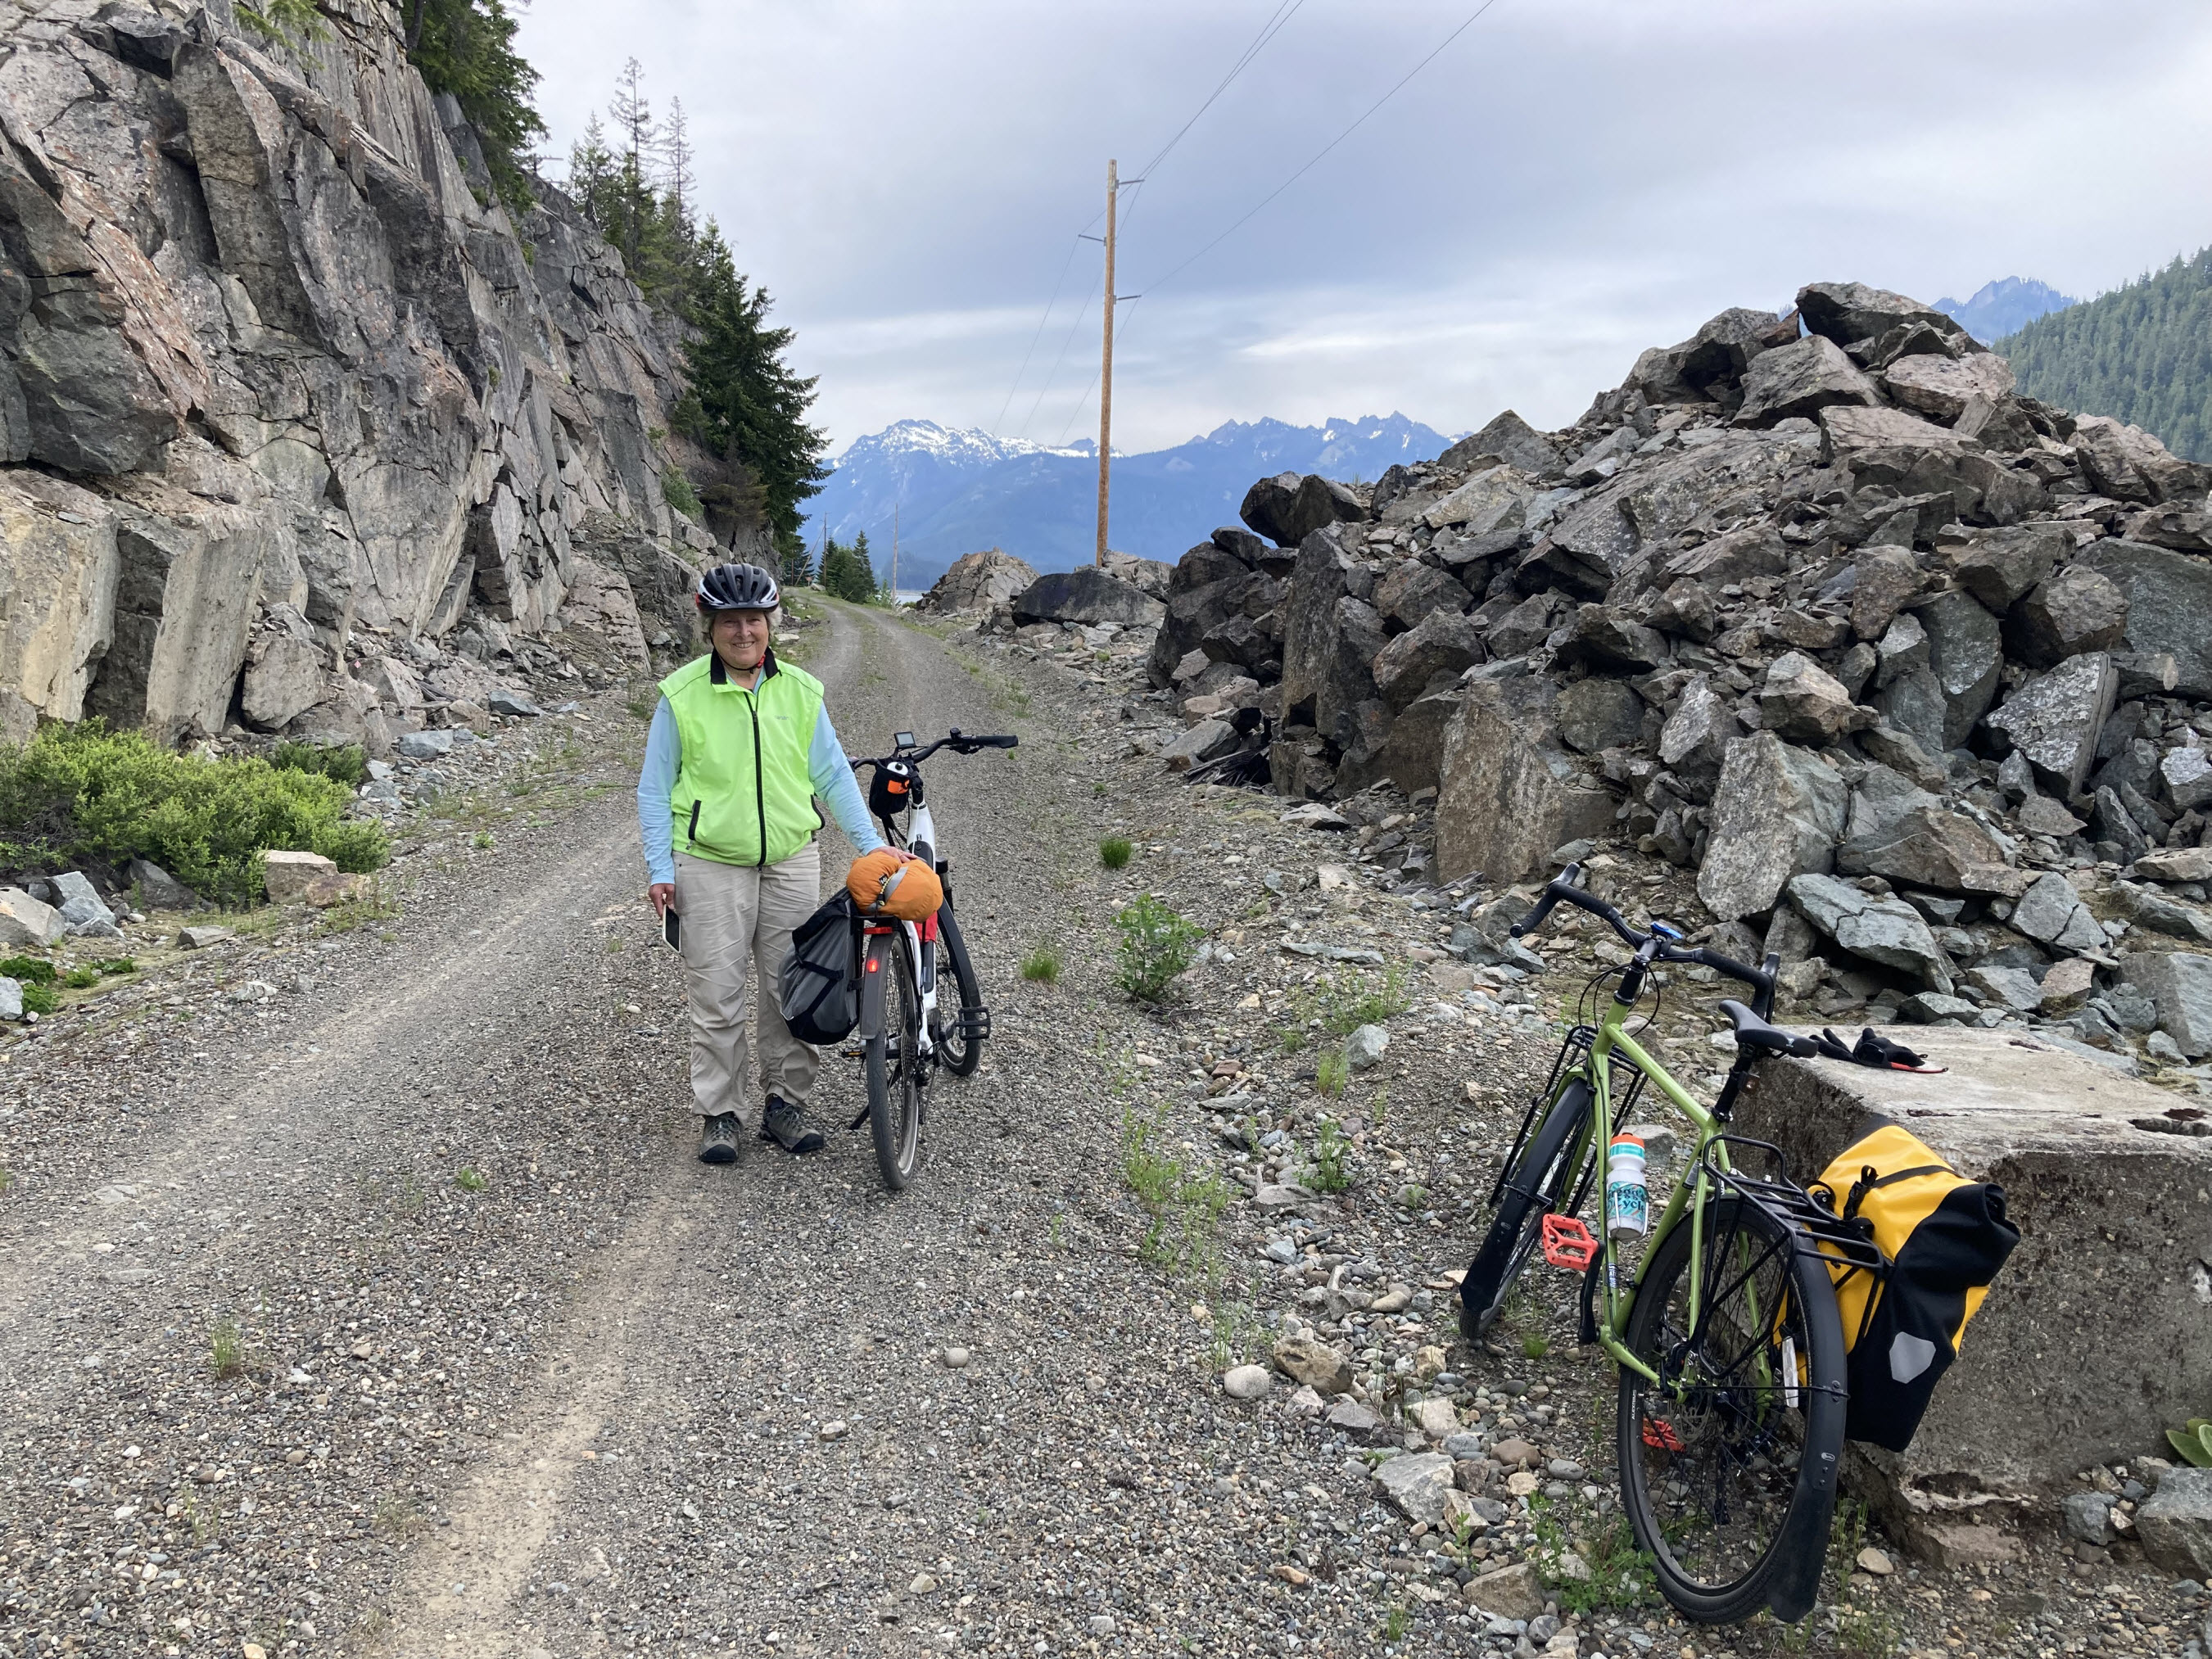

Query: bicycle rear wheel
(1459, 1079), (1593, 1340)
(1616, 1195), (1847, 1624)
(867, 935), (925, 1191)
(932, 904), (985, 1078)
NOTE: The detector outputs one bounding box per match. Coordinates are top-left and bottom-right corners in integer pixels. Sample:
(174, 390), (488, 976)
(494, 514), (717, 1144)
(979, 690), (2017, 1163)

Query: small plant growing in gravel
(19, 981), (57, 1015)
(209, 1317), (247, 1380)
(454, 1166), (488, 1193)
(605, 935), (625, 953)
(1310, 1117), (1350, 1193)
(473, 830), (495, 851)
(1097, 834), (1133, 870)
(1368, 1086), (1390, 1129)
(273, 739), (368, 788)
(63, 965), (99, 989)
(90, 957), (136, 976)
(0, 1168), (13, 1194)
(1529, 1494), (1656, 1614)
(1020, 946), (1061, 983)
(372, 1494), (427, 1538)
(1399, 1182), (1428, 1210)
(1313, 1051), (1348, 1098)
(1112, 894), (1201, 1002)
(1121, 1104), (1232, 1277)
(1382, 1601), (1413, 1641)
(2168, 1417), (2212, 1466)
(1521, 1331), (1549, 1360)
(0, 956), (53, 983)
(626, 692), (657, 722)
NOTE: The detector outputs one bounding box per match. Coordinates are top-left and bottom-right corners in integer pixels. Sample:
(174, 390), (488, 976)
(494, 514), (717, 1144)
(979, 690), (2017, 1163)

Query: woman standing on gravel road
(636, 562), (903, 1166)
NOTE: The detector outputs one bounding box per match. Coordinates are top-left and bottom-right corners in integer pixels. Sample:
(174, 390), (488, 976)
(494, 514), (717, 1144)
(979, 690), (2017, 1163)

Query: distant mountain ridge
(802, 414), (1453, 588)
(1934, 277), (2079, 344)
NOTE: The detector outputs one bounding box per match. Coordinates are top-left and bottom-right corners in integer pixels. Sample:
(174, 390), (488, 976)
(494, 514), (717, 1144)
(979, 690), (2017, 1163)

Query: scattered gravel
(0, 601), (2203, 1658)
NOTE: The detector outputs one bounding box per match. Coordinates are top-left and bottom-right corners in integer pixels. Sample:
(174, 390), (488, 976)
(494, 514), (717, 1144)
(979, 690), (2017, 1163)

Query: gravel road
(0, 603), (1421, 1659)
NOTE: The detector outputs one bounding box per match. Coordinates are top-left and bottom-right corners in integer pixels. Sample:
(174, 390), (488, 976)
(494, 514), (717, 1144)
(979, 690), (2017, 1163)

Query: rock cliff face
(0, 0), (719, 751)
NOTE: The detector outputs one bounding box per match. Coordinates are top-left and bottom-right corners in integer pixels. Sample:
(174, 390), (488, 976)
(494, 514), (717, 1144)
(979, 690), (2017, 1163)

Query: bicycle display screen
(893, 731), (915, 749)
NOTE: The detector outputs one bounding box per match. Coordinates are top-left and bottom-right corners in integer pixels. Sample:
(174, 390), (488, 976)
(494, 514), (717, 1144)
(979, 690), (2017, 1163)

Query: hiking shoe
(760, 1095), (825, 1155)
(698, 1112), (744, 1165)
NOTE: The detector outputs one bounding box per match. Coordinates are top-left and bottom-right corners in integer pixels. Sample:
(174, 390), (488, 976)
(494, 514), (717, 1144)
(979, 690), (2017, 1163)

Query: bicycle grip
(1508, 862), (1582, 938)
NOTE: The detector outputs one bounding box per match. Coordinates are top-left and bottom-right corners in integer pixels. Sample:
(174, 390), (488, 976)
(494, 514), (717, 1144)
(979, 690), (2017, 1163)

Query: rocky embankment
(0, 0), (715, 757)
(1002, 280), (2212, 1077)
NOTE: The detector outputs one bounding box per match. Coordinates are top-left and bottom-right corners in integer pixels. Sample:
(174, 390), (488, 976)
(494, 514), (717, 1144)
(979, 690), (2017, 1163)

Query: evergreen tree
(405, 0), (545, 217)
(817, 535), (880, 603)
(2002, 245), (2212, 463)
(672, 223), (829, 545)
(779, 538), (815, 589)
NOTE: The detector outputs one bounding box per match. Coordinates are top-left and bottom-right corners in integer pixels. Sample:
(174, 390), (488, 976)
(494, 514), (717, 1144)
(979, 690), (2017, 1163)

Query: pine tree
(779, 538), (815, 588)
(405, 0), (545, 216)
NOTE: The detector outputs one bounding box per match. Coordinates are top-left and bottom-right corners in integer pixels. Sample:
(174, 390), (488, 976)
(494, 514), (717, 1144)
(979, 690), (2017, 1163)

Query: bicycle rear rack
(1699, 1135), (1889, 1344)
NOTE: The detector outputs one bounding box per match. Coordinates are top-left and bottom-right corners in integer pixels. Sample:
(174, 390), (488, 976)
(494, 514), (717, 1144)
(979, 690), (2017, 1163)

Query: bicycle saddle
(1720, 999), (1816, 1056)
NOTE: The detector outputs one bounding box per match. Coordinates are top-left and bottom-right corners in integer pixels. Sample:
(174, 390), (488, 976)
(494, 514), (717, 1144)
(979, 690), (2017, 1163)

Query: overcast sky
(516, 0), (2212, 457)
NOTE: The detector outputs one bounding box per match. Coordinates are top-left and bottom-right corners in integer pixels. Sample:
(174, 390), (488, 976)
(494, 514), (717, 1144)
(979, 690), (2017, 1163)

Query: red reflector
(921, 914), (939, 943)
(865, 957), (881, 973)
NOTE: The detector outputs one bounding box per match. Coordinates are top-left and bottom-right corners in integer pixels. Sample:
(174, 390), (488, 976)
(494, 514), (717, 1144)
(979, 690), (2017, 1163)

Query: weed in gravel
(273, 739), (368, 788)
(1296, 965), (1413, 1038)
(1203, 1297), (1264, 1371)
(1098, 834), (1133, 870)
(473, 830), (495, 851)
(1528, 1494), (1656, 1614)
(1314, 1051), (1348, 1098)
(317, 879), (400, 936)
(89, 956), (136, 975)
(210, 1317), (246, 1379)
(373, 1494), (427, 1538)
(1311, 1117), (1350, 1193)
(1113, 894), (1201, 1002)
(180, 1488), (221, 1546)
(605, 935), (625, 953)
(455, 1166), (488, 1192)
(1399, 1182), (1428, 1210)
(19, 980), (57, 1015)
(1382, 1601), (1412, 1641)
(1121, 1103), (1232, 1278)
(1521, 1330), (1550, 1359)
(0, 955), (55, 983)
(1369, 1086), (1390, 1128)
(0, 1168), (12, 1194)
(627, 692), (658, 721)
(1020, 946), (1061, 983)
(63, 965), (98, 989)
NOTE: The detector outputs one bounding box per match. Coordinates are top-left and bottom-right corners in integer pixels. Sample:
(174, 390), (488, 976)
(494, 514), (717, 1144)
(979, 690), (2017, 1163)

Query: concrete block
(1734, 1027), (2212, 1544)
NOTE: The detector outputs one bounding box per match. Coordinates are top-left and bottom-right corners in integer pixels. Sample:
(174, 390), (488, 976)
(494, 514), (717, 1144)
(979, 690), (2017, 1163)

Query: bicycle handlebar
(1509, 861), (1778, 1015)
(853, 729), (1020, 770)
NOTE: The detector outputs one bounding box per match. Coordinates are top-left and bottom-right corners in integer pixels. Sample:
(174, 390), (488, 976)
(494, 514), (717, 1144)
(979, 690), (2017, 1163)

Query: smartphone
(662, 906), (681, 950)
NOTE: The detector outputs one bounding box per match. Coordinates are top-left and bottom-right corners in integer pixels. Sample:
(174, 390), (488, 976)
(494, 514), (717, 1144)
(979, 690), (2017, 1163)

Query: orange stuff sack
(846, 850), (943, 920)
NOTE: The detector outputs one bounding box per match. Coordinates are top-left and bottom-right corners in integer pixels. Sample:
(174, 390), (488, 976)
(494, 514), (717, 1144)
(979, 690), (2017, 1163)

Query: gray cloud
(518, 0), (2212, 452)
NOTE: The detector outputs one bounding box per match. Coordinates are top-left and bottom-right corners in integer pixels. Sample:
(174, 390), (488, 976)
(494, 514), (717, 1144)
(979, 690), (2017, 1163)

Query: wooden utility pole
(1095, 158), (1117, 568)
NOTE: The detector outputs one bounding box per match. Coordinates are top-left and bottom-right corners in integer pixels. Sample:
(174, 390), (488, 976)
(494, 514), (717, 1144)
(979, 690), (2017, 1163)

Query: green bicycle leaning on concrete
(1460, 864), (1885, 1625)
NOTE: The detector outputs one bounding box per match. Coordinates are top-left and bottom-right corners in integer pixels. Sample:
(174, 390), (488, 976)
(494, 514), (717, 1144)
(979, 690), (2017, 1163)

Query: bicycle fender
(857, 932), (896, 1040)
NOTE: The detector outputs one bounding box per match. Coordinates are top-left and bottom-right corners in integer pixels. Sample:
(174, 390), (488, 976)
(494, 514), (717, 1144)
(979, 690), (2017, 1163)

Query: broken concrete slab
(1735, 1027), (2212, 1535)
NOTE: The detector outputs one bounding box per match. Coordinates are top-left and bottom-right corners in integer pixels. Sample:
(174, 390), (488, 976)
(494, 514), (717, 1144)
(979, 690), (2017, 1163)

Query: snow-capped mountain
(803, 412), (1452, 588)
(1934, 278), (2079, 345)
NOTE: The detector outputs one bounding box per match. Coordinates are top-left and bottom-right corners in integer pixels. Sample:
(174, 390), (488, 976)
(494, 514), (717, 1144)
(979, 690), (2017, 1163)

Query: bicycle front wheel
(1459, 1079), (1593, 1340)
(1616, 1195), (1848, 1625)
(867, 935), (925, 1191)
(932, 904), (985, 1078)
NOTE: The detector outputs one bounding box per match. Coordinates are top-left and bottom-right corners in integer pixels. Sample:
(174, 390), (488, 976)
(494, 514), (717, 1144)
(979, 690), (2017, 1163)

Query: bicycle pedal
(1640, 1416), (1686, 1453)
(1540, 1214), (1599, 1271)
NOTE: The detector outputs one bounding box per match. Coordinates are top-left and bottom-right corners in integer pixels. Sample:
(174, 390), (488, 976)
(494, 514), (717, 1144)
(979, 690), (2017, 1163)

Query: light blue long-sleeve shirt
(636, 694), (883, 885)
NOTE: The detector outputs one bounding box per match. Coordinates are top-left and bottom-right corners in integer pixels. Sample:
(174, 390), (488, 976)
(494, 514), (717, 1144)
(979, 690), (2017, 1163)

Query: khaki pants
(674, 845), (821, 1124)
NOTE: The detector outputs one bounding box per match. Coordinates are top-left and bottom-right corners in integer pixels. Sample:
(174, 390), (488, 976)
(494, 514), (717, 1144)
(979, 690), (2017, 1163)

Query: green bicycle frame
(1538, 993), (1745, 1387)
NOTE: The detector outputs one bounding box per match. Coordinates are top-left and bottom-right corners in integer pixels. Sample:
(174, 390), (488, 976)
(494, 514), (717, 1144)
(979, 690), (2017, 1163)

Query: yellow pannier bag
(1808, 1122), (2020, 1453)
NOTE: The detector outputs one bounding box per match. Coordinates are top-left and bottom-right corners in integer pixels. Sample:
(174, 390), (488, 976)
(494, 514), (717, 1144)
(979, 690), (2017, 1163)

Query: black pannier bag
(780, 893), (863, 1045)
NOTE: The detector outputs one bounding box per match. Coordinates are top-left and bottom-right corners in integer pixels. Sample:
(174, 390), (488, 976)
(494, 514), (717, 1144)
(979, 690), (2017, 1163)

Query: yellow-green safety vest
(661, 649), (826, 867)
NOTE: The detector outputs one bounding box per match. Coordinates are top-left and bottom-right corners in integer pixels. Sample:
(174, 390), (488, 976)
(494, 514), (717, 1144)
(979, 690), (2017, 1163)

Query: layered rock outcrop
(0, 0), (718, 751)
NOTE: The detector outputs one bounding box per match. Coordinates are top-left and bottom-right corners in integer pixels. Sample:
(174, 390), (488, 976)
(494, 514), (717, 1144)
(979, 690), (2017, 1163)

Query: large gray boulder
(1797, 281), (1971, 353)
(2081, 540), (2212, 699)
(1373, 560), (1471, 631)
(1435, 676), (1616, 884)
(0, 887), (66, 948)
(1371, 608), (1483, 709)
(1379, 683), (1463, 796)
(2137, 1468), (2212, 1579)
(1882, 351), (2015, 421)
(1010, 567), (1165, 626)
(1274, 526), (1359, 726)
(1837, 805), (2009, 893)
(2069, 416), (2212, 505)
(1917, 590), (2004, 749)
(1984, 653), (2117, 797)
(1240, 472), (1366, 548)
(1555, 678), (1646, 755)
(1788, 872), (1952, 988)
(2003, 565), (2127, 668)
(1697, 734), (1848, 921)
(1754, 652), (1865, 744)
(2119, 952), (2212, 1058)
(1421, 465), (1537, 536)
(2010, 871), (2105, 953)
(1951, 524), (2063, 613)
(916, 549), (1038, 615)
(1437, 409), (1559, 476)
(1731, 334), (1879, 427)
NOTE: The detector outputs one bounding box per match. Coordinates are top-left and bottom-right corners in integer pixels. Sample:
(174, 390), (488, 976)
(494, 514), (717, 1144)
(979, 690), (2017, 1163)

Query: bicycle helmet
(695, 562), (780, 613)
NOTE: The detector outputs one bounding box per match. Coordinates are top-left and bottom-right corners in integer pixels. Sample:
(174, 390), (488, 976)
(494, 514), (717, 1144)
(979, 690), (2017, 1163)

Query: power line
(1018, 268), (1105, 441)
(1137, 0), (1506, 302)
(989, 231), (1085, 436)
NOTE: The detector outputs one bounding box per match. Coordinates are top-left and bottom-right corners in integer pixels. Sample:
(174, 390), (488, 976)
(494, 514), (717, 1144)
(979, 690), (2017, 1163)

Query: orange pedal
(1540, 1214), (1599, 1271)
(1641, 1417), (1686, 1453)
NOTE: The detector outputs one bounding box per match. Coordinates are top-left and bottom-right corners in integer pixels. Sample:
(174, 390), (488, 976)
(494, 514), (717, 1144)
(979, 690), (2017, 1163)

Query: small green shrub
(210, 1318), (246, 1380)
(0, 722), (387, 905)
(1528, 1494), (1657, 1615)
(662, 468), (703, 519)
(272, 740), (368, 789)
(455, 1166), (488, 1193)
(0, 956), (56, 985)
(1020, 946), (1061, 984)
(1112, 894), (1201, 1003)
(473, 830), (495, 851)
(1121, 1103), (1232, 1277)
(19, 982), (57, 1016)
(1098, 835), (1133, 870)
(1314, 1051), (1349, 1098)
(63, 966), (97, 989)
(90, 957), (137, 976)
(1311, 1117), (1350, 1193)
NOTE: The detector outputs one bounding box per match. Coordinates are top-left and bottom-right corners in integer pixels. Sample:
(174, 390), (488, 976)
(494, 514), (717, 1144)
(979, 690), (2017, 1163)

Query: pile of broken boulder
(1139, 281), (2212, 1068)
